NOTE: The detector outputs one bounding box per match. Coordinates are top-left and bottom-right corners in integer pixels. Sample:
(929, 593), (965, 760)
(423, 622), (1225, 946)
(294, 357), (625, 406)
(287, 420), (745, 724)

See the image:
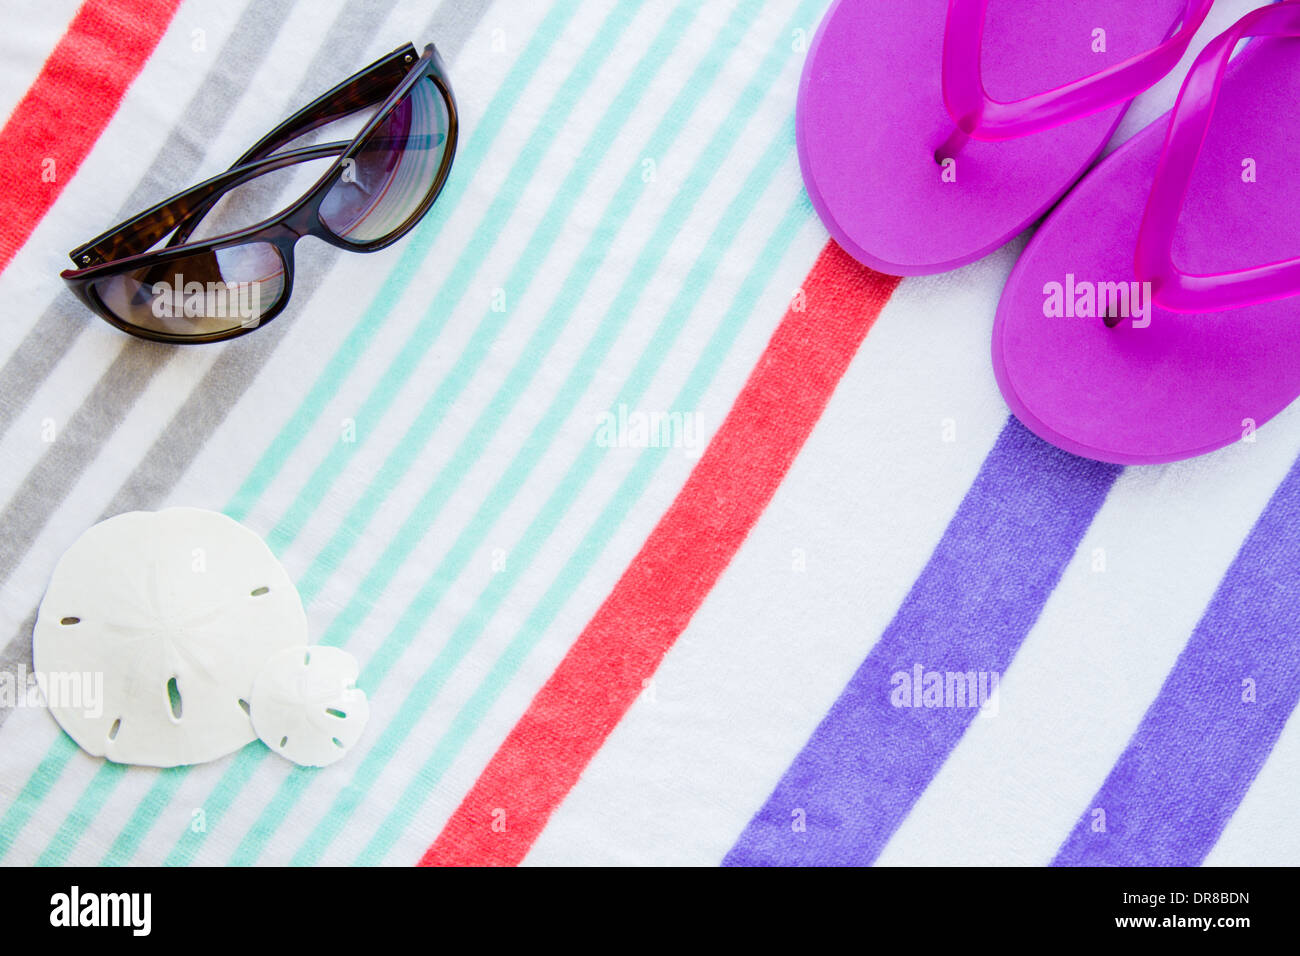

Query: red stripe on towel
(422, 241), (901, 866)
(0, 0), (184, 274)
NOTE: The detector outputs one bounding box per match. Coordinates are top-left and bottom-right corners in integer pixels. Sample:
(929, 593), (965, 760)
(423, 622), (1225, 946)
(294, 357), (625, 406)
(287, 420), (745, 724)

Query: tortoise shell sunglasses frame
(60, 43), (458, 344)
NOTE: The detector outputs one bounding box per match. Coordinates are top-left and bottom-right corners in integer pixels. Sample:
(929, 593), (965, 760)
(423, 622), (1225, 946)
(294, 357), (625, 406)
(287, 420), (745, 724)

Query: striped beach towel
(0, 0), (1296, 866)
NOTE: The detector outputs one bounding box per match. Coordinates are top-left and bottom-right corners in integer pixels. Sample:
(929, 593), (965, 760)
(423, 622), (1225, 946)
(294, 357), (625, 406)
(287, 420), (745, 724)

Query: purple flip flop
(994, 1), (1300, 465)
(797, 0), (1211, 275)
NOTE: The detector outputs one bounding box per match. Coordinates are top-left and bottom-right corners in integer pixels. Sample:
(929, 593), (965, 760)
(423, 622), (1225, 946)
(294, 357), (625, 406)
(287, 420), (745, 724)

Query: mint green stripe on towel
(35, 761), (128, 867)
(224, 0), (588, 527)
(288, 1), (702, 608)
(286, 23), (819, 866)
(265, 0), (661, 557)
(0, 734), (78, 862)
(228, 0), (775, 867)
(352, 188), (813, 867)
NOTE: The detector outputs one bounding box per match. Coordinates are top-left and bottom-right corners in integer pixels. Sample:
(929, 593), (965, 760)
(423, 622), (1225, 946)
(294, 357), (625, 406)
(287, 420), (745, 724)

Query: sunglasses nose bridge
(253, 227), (298, 283)
(277, 215), (312, 243)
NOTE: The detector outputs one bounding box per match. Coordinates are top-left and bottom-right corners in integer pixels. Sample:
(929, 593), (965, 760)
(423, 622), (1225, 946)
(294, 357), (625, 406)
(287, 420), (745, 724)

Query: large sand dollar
(33, 508), (308, 768)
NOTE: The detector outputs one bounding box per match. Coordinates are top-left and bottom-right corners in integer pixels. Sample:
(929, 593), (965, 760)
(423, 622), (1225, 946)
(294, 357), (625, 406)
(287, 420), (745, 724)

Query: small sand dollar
(251, 645), (368, 767)
(32, 508), (308, 768)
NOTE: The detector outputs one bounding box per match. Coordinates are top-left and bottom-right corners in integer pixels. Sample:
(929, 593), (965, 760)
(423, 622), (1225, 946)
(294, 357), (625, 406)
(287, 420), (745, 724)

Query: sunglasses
(60, 43), (458, 344)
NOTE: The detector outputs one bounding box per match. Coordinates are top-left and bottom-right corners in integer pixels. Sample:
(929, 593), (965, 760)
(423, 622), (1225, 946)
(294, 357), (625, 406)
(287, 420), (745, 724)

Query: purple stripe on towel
(724, 418), (1120, 866)
(1054, 454), (1300, 866)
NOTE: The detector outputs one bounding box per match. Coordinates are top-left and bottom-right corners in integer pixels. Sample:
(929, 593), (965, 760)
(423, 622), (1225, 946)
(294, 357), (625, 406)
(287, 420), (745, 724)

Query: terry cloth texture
(1, 0), (1297, 867)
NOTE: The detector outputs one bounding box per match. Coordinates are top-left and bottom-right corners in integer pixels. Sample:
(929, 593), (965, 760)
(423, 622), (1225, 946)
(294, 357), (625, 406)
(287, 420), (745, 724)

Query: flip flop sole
(797, 0), (1188, 276)
(994, 35), (1300, 465)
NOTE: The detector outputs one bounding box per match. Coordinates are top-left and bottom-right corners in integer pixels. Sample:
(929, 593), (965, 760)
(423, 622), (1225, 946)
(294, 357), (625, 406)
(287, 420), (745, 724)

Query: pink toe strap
(942, 0), (1215, 141)
(1136, 1), (1300, 314)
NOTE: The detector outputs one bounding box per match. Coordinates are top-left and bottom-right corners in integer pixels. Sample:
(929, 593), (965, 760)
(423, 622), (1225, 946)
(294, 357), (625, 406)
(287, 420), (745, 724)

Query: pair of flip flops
(799, 0), (1300, 464)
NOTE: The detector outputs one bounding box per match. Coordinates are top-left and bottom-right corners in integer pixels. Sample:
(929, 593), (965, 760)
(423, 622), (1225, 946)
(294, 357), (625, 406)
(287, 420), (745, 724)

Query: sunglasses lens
(319, 75), (450, 244)
(90, 242), (286, 338)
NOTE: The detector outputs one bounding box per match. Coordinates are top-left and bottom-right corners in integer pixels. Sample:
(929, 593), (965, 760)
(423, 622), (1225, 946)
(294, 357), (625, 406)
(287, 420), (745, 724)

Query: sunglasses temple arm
(163, 45), (418, 249)
(68, 142), (349, 267)
(236, 45), (415, 168)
